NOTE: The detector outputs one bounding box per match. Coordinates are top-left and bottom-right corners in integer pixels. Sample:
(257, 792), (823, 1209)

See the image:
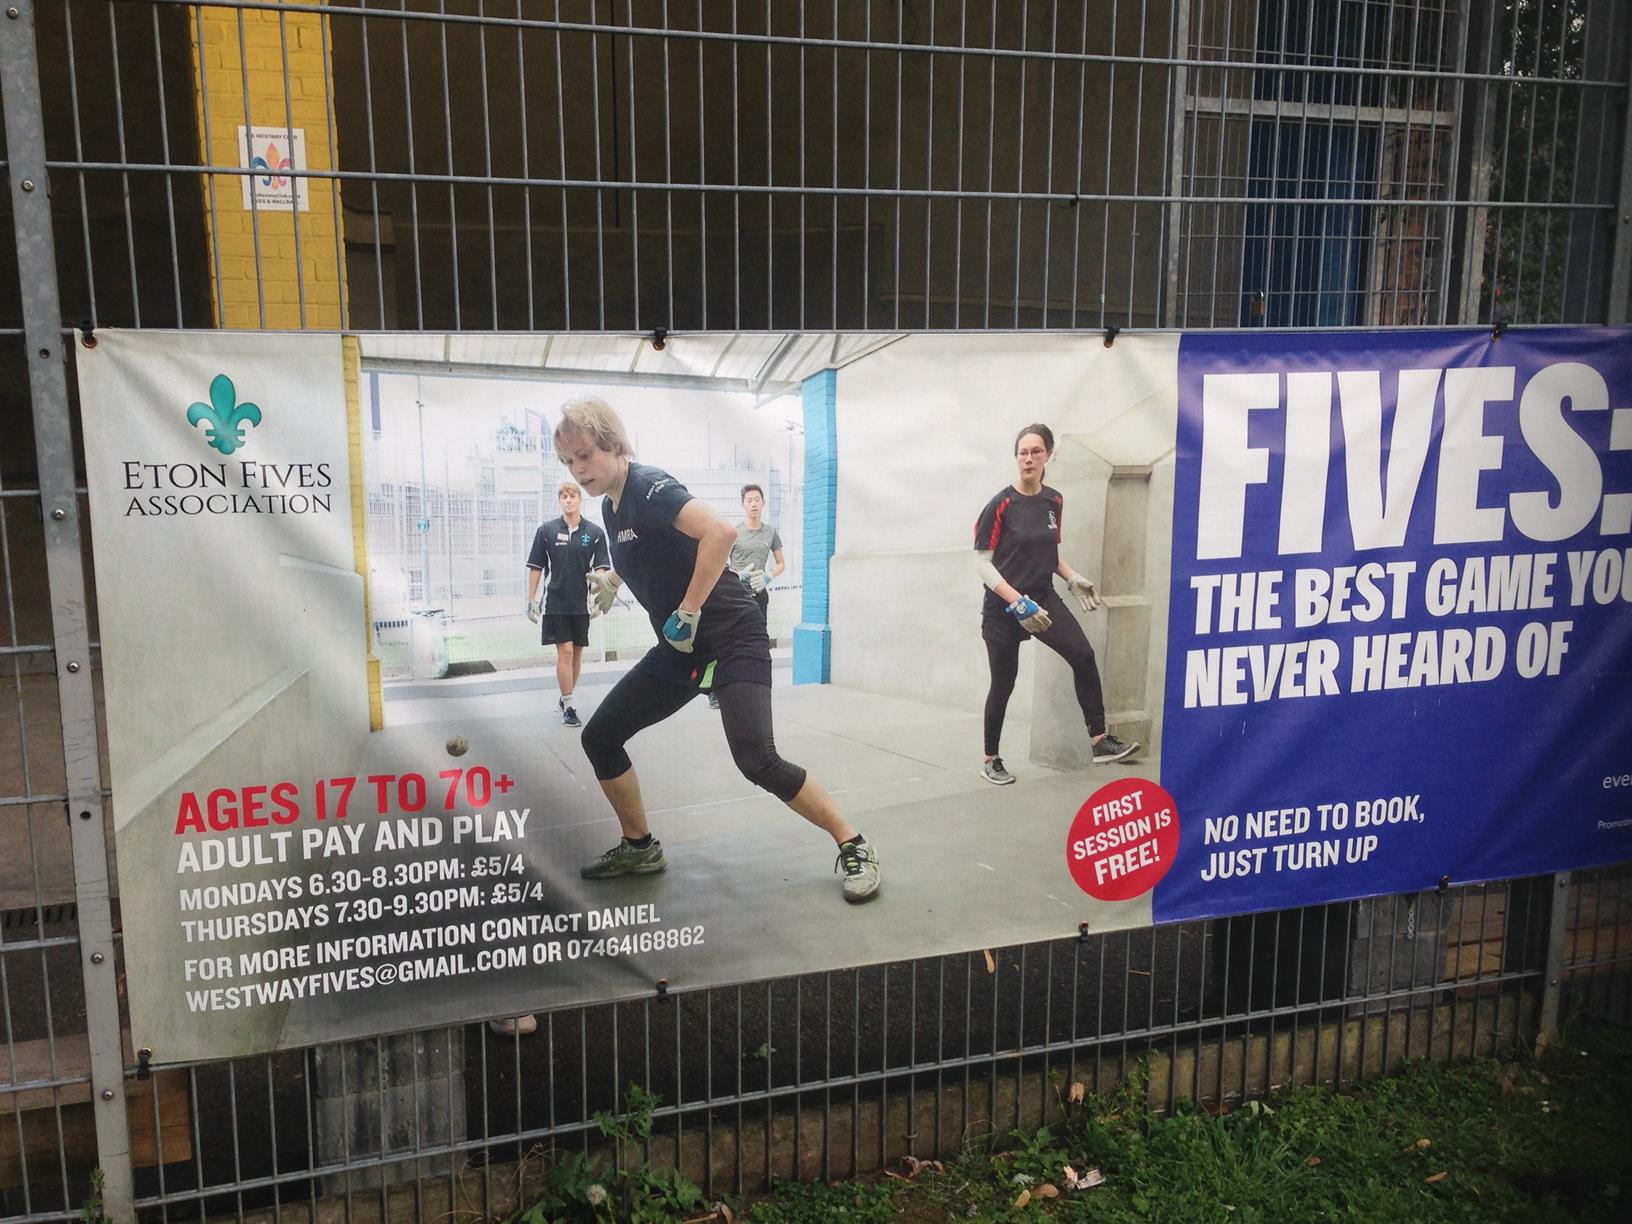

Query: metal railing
(1, 2), (1629, 1221)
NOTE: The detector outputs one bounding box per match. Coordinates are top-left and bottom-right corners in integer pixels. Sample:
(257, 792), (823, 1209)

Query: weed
(493, 1029), (1631, 1221)
(740, 1179), (897, 1222)
(78, 1168), (104, 1224)
(505, 1084), (707, 1224)
(732, 1021), (1632, 1223)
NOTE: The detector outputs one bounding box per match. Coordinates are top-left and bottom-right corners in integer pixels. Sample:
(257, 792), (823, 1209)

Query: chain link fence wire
(0, 1), (1628, 1220)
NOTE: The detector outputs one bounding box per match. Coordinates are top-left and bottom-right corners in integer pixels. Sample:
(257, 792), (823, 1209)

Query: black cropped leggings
(582, 658), (807, 802)
(982, 592), (1106, 756)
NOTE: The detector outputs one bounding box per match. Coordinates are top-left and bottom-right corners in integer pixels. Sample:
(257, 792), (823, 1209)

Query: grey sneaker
(1092, 733), (1140, 765)
(580, 837), (667, 879)
(981, 756), (1016, 785)
(835, 839), (881, 904)
(707, 691), (721, 710)
(487, 1014), (537, 1037)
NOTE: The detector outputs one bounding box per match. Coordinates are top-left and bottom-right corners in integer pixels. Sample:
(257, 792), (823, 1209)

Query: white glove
(586, 570), (619, 618)
(1006, 595), (1053, 635)
(1067, 575), (1101, 613)
(740, 565), (769, 593)
(526, 598), (541, 624)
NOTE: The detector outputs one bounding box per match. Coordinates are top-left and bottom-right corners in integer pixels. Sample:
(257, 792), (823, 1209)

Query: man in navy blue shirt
(552, 396), (880, 904)
(525, 482), (610, 727)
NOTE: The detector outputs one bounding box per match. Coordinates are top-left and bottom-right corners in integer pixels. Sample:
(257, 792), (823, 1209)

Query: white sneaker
(835, 839), (881, 904)
(981, 757), (1017, 785)
(488, 1014), (537, 1037)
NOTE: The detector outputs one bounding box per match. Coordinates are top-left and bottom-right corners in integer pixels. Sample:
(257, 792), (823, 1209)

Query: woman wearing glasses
(973, 423), (1139, 785)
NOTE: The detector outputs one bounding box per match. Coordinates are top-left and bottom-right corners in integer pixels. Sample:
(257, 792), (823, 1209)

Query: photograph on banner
(78, 330), (1179, 1061)
(76, 327), (1632, 1061)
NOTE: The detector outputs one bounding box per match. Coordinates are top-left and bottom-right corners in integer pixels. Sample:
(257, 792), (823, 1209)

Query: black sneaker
(1092, 733), (1139, 764)
(561, 698), (581, 728)
(981, 757), (1017, 785)
(581, 838), (667, 878)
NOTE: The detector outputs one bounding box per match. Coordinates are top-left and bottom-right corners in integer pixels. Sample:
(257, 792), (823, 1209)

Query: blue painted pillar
(793, 368), (836, 684)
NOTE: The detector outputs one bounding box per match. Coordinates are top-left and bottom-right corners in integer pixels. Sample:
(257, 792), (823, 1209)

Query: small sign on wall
(237, 125), (309, 212)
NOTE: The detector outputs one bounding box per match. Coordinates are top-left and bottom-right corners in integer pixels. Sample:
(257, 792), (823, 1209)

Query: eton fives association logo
(118, 370), (333, 519)
(187, 374), (262, 456)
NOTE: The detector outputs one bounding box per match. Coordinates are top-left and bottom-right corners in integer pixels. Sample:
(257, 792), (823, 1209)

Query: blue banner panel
(1155, 328), (1632, 923)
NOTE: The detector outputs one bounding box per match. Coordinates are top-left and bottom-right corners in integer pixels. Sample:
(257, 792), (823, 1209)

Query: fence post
(1161, 0), (1191, 328)
(1607, 53), (1632, 324)
(1455, 1), (1499, 326)
(1536, 871), (1572, 1056)
(0, 3), (136, 1220)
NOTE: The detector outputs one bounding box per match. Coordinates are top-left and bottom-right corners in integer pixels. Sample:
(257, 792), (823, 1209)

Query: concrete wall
(827, 334), (1178, 762)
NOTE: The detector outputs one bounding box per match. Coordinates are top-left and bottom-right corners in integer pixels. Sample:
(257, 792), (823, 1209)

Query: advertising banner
(77, 328), (1632, 1062)
(1154, 328), (1632, 921)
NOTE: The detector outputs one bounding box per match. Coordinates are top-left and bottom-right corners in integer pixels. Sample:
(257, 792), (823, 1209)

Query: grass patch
(735, 1022), (1632, 1223)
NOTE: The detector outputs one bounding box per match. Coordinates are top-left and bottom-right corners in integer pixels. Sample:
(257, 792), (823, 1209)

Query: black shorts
(981, 589), (1073, 647)
(541, 613), (590, 647)
(981, 608), (1030, 647)
(637, 610), (774, 690)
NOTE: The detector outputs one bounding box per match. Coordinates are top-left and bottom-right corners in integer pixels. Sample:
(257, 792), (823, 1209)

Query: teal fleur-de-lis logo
(186, 374), (262, 456)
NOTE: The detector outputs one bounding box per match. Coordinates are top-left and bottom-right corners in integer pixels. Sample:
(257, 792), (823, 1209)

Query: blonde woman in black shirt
(552, 396), (881, 903)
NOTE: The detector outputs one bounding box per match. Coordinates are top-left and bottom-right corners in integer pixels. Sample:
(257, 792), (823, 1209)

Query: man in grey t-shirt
(713, 483), (783, 711)
(729, 483), (784, 618)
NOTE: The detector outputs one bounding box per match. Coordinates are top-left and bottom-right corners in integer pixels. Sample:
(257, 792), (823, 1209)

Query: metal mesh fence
(0, 1), (1628, 1221)
(8, 0), (1626, 337)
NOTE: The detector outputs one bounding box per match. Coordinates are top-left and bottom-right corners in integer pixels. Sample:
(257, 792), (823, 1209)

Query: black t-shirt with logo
(973, 484), (1064, 617)
(604, 462), (767, 681)
(526, 516), (610, 616)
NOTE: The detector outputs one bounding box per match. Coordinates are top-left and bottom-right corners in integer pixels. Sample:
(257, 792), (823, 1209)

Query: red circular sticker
(1066, 777), (1179, 902)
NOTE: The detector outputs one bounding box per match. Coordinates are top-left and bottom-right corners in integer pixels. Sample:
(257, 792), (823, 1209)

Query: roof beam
(360, 356), (768, 395)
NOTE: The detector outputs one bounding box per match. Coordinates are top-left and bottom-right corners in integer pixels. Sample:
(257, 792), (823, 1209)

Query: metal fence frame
(2, 2), (1630, 1221)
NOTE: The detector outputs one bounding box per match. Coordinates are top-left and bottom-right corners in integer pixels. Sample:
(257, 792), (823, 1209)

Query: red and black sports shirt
(973, 484), (1064, 617)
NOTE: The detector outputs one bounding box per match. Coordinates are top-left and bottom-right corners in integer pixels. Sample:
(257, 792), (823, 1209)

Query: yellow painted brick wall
(343, 337), (385, 730)
(188, 3), (347, 330)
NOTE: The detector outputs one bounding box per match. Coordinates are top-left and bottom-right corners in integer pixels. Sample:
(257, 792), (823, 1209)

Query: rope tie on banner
(135, 1048), (152, 1082)
(655, 978), (670, 1003)
(1491, 318), (1508, 342)
(79, 319), (96, 349)
(1103, 326), (1120, 348)
(1437, 875), (1452, 895)
(650, 328), (668, 352)
(1078, 921), (1090, 944)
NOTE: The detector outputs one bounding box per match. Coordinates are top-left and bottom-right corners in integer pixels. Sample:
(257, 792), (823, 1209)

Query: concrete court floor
(346, 669), (1162, 1025)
